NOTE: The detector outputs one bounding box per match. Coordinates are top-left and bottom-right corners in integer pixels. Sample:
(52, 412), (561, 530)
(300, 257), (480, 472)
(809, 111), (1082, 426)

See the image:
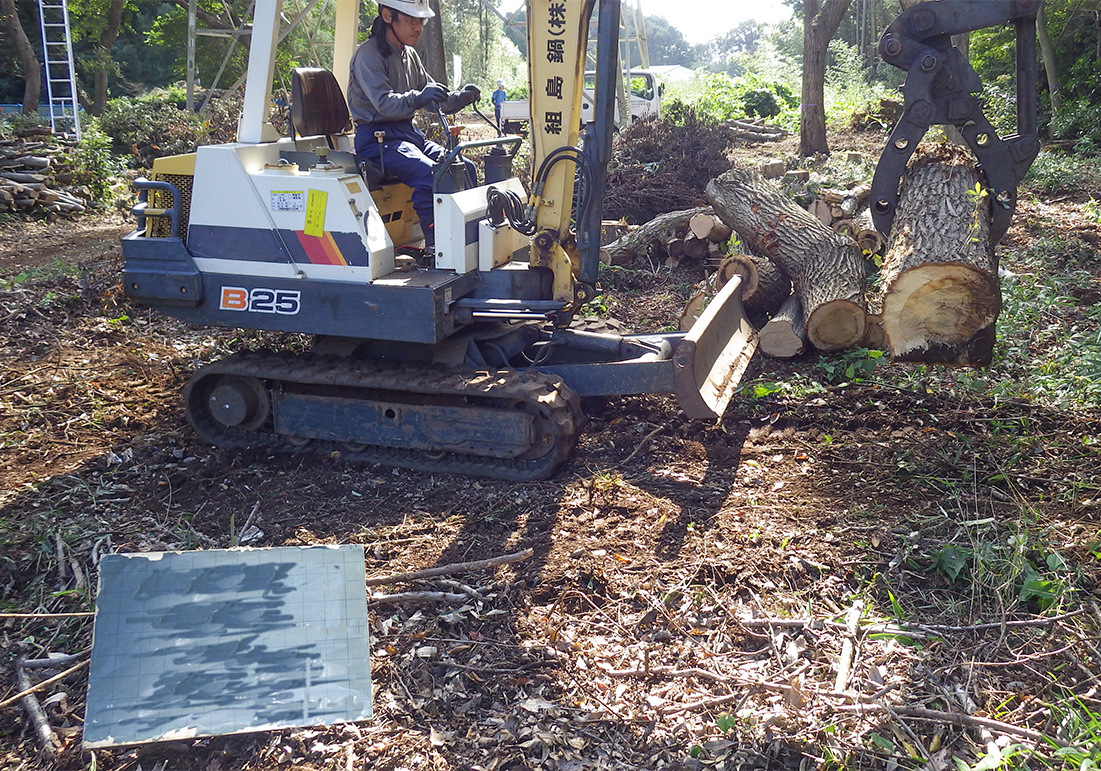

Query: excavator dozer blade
(672, 274), (758, 420)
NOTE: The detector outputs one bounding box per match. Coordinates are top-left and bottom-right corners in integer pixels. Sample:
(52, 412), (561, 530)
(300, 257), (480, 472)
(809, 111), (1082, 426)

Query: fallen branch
(10, 657), (63, 757)
(364, 547), (534, 586)
(0, 656), (89, 711)
(838, 703), (1060, 747)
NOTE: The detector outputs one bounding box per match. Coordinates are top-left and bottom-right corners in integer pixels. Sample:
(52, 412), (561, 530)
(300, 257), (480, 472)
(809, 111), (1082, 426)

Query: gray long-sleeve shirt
(347, 35), (461, 125)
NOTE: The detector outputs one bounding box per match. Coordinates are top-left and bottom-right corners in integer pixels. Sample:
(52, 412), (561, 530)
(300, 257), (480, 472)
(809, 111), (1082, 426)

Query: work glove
(442, 83), (482, 114)
(413, 83), (449, 109)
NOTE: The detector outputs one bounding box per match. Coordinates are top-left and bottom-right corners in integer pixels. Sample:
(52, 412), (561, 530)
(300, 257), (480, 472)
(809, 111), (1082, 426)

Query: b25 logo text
(219, 287), (301, 315)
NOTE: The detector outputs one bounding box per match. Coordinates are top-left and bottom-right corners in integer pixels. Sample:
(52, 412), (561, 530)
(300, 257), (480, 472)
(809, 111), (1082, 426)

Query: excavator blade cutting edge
(672, 275), (758, 421)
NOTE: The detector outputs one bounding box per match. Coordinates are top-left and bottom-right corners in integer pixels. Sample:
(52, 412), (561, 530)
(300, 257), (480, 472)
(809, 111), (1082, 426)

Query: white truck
(498, 69), (661, 133)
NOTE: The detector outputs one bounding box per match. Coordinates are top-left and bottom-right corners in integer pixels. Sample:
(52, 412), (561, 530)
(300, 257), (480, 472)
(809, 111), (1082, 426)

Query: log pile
(0, 129), (94, 218)
(707, 166), (868, 354)
(696, 145), (1000, 366)
(602, 207), (737, 270)
(725, 119), (786, 144)
(609, 147), (1002, 367)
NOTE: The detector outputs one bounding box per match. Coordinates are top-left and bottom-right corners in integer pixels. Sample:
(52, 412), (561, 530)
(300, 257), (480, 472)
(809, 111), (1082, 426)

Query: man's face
(383, 8), (424, 47)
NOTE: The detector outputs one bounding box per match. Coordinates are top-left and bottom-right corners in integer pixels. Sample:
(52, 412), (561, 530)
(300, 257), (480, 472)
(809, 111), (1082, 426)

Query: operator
(347, 0), (480, 248)
(492, 79), (508, 127)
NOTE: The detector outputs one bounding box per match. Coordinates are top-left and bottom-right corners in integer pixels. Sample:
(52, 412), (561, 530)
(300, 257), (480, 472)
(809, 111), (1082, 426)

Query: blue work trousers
(355, 121), (476, 237)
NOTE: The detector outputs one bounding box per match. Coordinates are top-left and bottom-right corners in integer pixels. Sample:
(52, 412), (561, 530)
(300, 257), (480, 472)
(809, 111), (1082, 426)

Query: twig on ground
(364, 547), (534, 586)
(617, 423), (667, 467)
(834, 600), (864, 693)
(369, 591), (470, 604)
(0, 612), (93, 619)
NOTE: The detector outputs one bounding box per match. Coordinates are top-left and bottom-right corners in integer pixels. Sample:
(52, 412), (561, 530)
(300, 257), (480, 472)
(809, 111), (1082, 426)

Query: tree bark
(799, 0), (852, 157)
(706, 166), (866, 351)
(1, 0), (41, 114)
(878, 148), (999, 365)
(742, 253), (792, 318)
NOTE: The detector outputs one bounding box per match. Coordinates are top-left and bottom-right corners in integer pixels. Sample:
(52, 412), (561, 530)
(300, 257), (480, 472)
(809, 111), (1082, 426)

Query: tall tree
(1, 0), (41, 113)
(799, 0), (852, 156)
(87, 0), (128, 114)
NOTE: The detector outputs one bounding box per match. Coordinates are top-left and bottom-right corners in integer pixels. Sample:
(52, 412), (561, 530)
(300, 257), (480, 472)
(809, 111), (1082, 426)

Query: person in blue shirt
(492, 79), (508, 127)
(346, 0), (479, 248)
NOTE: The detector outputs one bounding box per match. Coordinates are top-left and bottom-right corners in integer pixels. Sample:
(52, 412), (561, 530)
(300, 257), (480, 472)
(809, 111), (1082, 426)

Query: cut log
(603, 206), (712, 265)
(1, 171), (46, 184)
(715, 254), (759, 300)
(878, 148), (999, 365)
(808, 199), (833, 225)
(677, 254), (761, 332)
(682, 235), (710, 260)
(855, 229), (884, 257)
(689, 212), (733, 243)
(759, 294), (807, 358)
(664, 237), (686, 259)
(706, 166), (866, 351)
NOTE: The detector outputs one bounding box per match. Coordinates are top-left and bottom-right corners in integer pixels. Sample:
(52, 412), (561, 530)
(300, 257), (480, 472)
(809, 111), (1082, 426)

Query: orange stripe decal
(295, 231), (347, 265)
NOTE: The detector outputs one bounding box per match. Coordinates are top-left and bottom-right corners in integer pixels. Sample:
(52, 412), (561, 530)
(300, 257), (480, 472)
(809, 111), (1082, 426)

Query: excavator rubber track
(183, 350), (584, 481)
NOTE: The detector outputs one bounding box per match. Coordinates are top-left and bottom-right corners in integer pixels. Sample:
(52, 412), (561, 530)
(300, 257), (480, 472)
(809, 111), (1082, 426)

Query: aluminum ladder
(36, 0), (81, 138)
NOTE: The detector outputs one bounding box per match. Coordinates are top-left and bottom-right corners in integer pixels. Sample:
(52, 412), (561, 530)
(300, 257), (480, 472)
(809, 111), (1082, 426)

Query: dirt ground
(1, 133), (1100, 771)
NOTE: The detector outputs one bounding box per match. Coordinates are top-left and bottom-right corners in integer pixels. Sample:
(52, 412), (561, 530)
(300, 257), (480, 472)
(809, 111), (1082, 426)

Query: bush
(663, 72), (798, 129)
(99, 91), (208, 167)
(1050, 99), (1101, 152)
(69, 118), (126, 206)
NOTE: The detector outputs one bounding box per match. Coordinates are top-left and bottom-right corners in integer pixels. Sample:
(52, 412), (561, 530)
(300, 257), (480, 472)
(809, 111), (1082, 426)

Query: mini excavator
(121, 0), (1042, 481)
(121, 0), (758, 481)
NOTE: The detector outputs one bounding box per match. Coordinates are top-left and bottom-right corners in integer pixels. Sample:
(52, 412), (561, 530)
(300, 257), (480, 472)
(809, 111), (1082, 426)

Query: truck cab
(500, 68), (661, 134)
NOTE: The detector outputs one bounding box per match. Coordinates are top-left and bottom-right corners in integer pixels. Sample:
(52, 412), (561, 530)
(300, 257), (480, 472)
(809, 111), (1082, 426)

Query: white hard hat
(379, 0), (435, 18)
(497, 79), (505, 86)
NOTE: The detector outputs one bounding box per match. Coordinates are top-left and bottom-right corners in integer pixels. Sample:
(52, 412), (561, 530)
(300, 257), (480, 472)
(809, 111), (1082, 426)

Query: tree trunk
(1036, 2), (1062, 114)
(2, 0), (42, 114)
(707, 166), (866, 351)
(742, 253), (792, 318)
(799, 0), (852, 157)
(689, 212), (732, 243)
(878, 148), (999, 365)
(416, 0), (448, 84)
(91, 0), (127, 115)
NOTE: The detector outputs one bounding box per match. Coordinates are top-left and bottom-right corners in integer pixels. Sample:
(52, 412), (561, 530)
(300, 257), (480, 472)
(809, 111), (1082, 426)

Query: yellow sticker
(345, 180), (362, 195)
(304, 189), (328, 237)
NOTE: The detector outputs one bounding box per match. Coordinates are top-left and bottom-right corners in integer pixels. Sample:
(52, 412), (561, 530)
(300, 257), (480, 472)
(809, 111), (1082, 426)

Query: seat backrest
(290, 68), (350, 140)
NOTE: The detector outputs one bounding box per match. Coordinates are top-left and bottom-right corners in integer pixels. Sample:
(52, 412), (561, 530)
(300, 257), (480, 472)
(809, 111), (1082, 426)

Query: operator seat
(290, 67), (350, 149)
(289, 66), (396, 191)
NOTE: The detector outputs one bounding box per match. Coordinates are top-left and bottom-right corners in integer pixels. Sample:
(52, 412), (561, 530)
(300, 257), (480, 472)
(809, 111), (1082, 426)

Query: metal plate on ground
(84, 545), (371, 748)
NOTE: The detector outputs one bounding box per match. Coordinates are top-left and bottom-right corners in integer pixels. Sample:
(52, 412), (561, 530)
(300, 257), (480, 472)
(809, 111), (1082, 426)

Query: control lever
(374, 131), (386, 177)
